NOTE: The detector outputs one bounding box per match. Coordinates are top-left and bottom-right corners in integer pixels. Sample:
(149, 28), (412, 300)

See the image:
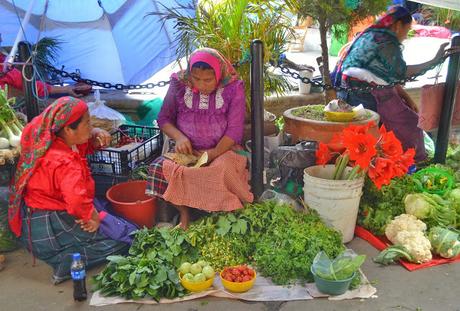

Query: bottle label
(71, 270), (86, 280)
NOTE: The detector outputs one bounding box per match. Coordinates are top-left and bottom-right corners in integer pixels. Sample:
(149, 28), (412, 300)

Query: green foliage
(237, 201), (345, 285)
(151, 0), (295, 111)
(187, 214), (251, 271)
(94, 201), (346, 298)
(32, 37), (62, 80)
(429, 6), (460, 31)
(296, 0), (389, 87)
(358, 176), (417, 235)
(93, 227), (198, 300)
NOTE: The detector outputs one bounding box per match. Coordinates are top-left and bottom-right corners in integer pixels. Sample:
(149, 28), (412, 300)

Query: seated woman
(8, 96), (138, 284)
(332, 6), (456, 161)
(146, 48), (253, 228)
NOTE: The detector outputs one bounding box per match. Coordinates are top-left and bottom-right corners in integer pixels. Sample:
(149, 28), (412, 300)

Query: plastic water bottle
(70, 253), (87, 301)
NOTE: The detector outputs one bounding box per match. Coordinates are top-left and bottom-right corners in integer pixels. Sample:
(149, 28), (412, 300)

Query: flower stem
(334, 154), (349, 180)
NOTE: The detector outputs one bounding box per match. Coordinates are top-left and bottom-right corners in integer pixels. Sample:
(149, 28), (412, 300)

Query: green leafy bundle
(240, 201), (344, 284)
(93, 227), (198, 300)
(187, 201), (344, 285)
(358, 176), (417, 235)
(187, 214), (251, 271)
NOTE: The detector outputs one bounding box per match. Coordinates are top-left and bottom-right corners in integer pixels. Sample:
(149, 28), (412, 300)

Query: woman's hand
(91, 128), (111, 149)
(175, 135), (193, 154)
(433, 42), (460, 62)
(76, 210), (100, 233)
(195, 148), (218, 163)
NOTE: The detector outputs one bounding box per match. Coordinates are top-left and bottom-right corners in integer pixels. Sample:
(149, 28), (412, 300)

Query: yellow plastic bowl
(179, 273), (214, 292)
(220, 271), (256, 293)
(325, 110), (356, 122)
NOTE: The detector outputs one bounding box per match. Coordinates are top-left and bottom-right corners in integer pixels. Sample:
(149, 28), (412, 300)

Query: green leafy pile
(93, 227), (198, 300)
(188, 201), (344, 285)
(239, 201), (344, 284)
(358, 176), (417, 235)
(187, 214), (251, 271)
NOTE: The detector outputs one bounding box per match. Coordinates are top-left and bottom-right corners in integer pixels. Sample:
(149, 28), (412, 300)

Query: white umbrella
(0, 0), (193, 85)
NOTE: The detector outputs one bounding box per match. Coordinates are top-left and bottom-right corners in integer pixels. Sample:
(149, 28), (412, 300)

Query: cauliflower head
(394, 230), (432, 263)
(385, 214), (427, 244)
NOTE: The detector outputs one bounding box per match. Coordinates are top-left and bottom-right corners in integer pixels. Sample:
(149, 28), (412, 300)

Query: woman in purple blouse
(146, 48), (249, 228)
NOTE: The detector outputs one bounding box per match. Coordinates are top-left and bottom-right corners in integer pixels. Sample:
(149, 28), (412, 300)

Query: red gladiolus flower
(342, 132), (377, 169)
(316, 142), (332, 165)
(368, 157), (396, 189)
(380, 129), (403, 159)
(392, 148), (416, 177)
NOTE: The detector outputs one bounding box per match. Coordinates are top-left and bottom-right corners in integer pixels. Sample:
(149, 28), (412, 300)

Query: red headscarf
(174, 48), (239, 92)
(8, 96), (88, 237)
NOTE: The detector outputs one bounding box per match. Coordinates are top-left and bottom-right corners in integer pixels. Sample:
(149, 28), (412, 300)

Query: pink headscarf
(173, 48), (239, 91)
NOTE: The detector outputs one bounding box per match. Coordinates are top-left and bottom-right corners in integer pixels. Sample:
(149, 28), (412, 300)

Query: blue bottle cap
(72, 253), (81, 261)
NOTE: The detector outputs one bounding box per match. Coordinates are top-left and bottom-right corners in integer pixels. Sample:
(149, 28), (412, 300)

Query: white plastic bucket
(299, 69), (314, 94)
(303, 165), (364, 243)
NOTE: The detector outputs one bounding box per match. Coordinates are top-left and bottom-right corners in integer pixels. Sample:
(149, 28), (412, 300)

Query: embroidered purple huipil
(157, 76), (246, 150)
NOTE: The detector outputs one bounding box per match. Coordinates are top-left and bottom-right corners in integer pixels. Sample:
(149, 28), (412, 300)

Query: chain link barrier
(275, 54), (452, 94)
(43, 60), (249, 91)
(44, 51), (458, 93)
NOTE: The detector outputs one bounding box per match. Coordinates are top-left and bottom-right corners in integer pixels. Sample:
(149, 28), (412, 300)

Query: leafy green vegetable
(240, 201), (344, 285)
(93, 227), (198, 300)
(359, 176), (417, 235)
(312, 250), (365, 281)
(404, 192), (457, 228)
(188, 201), (344, 285)
(428, 226), (460, 259)
(187, 214), (250, 271)
(446, 188), (460, 229)
(373, 245), (414, 265)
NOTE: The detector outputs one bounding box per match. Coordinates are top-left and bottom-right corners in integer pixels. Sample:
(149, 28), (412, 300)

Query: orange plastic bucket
(106, 180), (156, 228)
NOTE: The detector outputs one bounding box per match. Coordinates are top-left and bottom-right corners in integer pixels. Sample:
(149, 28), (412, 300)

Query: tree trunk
(319, 19), (337, 103)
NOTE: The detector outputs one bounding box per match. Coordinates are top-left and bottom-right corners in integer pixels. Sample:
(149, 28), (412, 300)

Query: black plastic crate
(88, 124), (162, 177)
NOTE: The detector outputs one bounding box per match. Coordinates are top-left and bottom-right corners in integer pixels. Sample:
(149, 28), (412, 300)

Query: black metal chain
(44, 54), (450, 93)
(276, 54), (452, 93)
(44, 64), (170, 90)
(44, 59), (249, 90)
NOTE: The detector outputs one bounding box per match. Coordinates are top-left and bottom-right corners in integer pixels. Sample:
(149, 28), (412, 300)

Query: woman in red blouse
(8, 96), (136, 283)
(0, 53), (85, 97)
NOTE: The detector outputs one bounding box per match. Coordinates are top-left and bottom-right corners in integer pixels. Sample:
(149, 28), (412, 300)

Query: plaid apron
(145, 156), (168, 198)
(20, 205), (129, 281)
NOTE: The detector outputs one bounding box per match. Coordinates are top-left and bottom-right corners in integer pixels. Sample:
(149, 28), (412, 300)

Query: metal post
(434, 34), (460, 163)
(18, 41), (39, 120)
(250, 40), (264, 198)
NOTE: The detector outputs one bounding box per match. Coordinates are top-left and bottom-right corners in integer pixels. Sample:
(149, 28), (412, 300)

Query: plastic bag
(312, 250), (366, 281)
(0, 187), (18, 252)
(268, 141), (317, 195)
(259, 189), (303, 211)
(88, 90), (126, 132)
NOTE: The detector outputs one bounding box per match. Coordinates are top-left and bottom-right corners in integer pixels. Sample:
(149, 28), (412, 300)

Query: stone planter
(283, 106), (380, 143)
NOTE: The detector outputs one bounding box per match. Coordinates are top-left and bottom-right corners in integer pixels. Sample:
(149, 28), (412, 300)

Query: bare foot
(178, 221), (188, 230)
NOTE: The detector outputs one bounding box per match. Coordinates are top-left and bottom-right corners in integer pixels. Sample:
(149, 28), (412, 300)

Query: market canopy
(411, 0), (460, 11)
(0, 0), (194, 85)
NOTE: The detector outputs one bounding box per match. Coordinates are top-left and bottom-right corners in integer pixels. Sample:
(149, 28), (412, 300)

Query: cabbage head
(428, 227), (460, 259)
(404, 193), (432, 219)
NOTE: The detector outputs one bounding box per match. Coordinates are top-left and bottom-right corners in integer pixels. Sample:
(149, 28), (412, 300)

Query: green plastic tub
(311, 266), (355, 295)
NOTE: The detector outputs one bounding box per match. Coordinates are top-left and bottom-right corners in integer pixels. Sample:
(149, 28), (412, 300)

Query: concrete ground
(1, 237), (458, 311)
